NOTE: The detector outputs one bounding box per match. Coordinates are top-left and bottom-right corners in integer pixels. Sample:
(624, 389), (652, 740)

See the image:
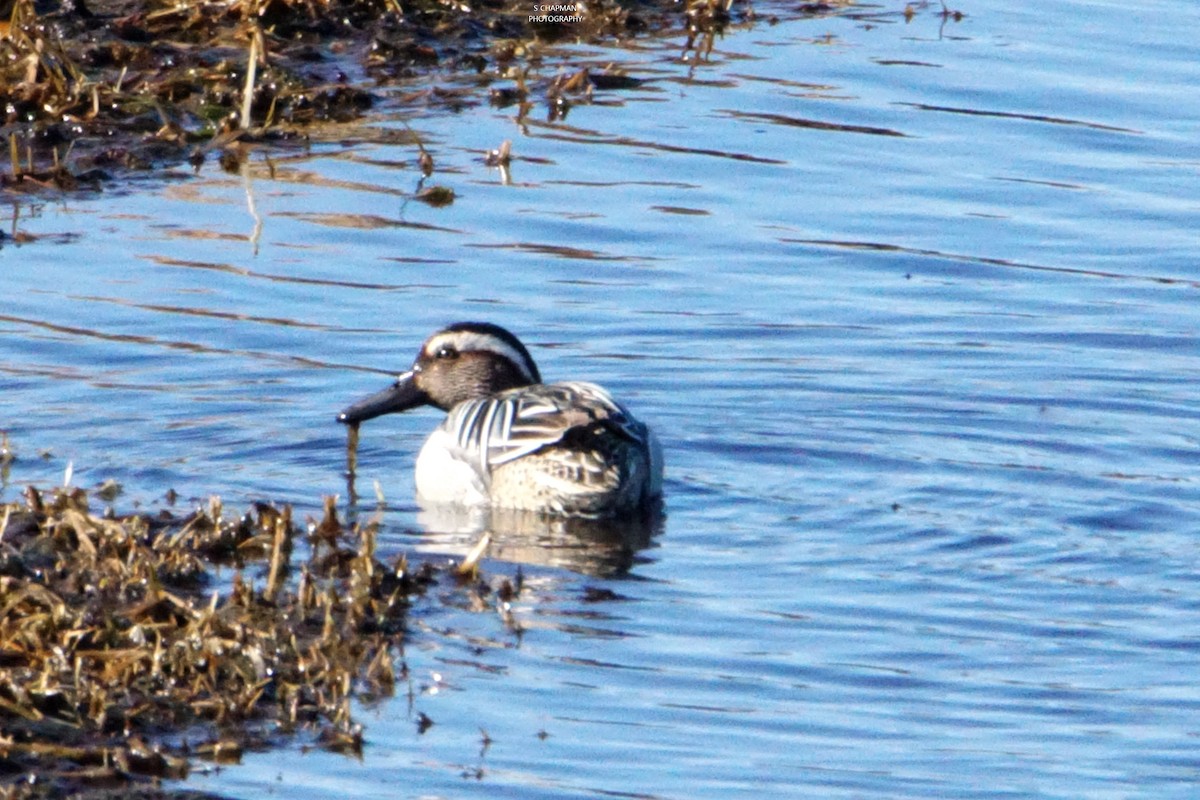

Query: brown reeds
(0, 0), (778, 194)
(0, 483), (457, 797)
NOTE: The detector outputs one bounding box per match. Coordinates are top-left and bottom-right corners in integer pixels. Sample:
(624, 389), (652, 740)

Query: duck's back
(415, 381), (662, 517)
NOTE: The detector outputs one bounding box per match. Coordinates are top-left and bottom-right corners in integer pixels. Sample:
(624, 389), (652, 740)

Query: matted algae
(345, 422), (360, 479)
(0, 0), (781, 194)
(0, 484), (516, 799)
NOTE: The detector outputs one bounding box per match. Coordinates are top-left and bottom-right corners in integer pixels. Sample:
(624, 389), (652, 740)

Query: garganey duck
(337, 322), (663, 518)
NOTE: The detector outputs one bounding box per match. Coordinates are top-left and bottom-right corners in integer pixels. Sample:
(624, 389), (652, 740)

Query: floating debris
(455, 532), (492, 579)
(413, 186), (456, 207)
(0, 0), (791, 197)
(95, 477), (123, 501)
(484, 140), (513, 168)
(0, 482), (513, 798)
(0, 431), (13, 472)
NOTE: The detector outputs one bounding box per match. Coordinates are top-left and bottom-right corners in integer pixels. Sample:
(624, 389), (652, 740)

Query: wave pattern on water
(3, 2), (1200, 799)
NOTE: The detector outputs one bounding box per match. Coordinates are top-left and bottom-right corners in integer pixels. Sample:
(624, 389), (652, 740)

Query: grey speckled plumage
(338, 323), (663, 517)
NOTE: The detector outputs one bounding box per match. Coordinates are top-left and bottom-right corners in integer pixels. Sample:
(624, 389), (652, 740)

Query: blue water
(3, 1), (1200, 797)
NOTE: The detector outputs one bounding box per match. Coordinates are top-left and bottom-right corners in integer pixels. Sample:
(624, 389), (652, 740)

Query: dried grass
(0, 484), (486, 797)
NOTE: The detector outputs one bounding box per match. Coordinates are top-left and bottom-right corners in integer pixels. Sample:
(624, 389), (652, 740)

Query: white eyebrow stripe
(426, 330), (538, 383)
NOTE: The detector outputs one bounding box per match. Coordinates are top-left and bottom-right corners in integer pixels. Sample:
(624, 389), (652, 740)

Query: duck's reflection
(411, 502), (664, 577)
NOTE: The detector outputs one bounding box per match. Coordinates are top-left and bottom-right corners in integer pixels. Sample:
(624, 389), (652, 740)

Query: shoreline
(0, 0), (754, 196)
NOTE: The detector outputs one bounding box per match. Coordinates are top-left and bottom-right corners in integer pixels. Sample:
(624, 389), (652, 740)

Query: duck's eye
(435, 345), (458, 360)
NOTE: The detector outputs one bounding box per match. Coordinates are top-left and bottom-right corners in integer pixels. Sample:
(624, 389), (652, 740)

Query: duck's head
(337, 322), (542, 424)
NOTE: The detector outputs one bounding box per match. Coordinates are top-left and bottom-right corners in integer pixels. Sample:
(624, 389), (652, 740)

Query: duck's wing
(444, 381), (649, 474)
